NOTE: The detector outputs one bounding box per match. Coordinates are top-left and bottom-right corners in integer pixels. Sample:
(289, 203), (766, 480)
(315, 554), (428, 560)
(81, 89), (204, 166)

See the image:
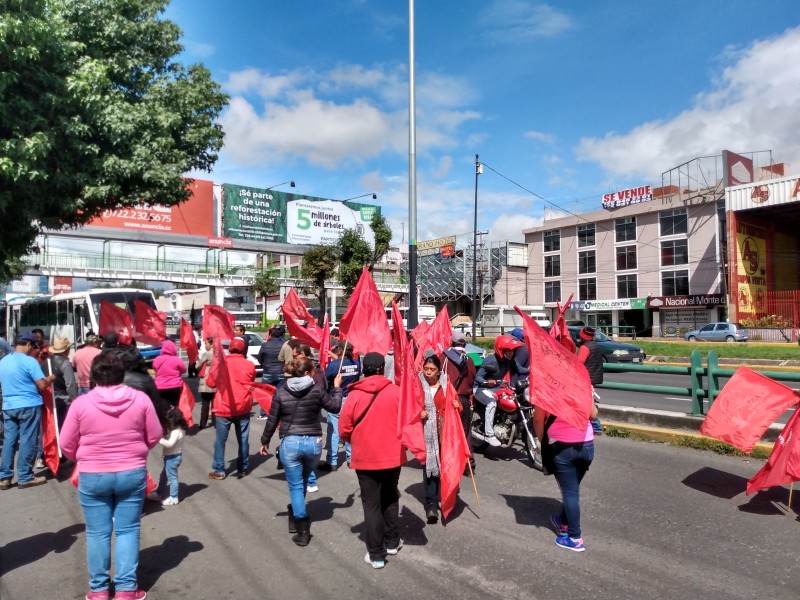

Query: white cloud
(487, 213), (543, 242)
(482, 1), (574, 42)
(432, 156), (453, 179)
(578, 27), (800, 179)
(224, 69), (304, 99)
(525, 130), (556, 144)
(183, 40), (215, 58)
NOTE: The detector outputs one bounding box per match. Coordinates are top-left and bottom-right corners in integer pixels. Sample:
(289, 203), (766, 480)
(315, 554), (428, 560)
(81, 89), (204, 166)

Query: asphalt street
(1, 397), (798, 600)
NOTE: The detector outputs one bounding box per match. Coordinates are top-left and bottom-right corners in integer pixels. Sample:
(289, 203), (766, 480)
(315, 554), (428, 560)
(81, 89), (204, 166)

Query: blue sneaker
(364, 552), (385, 569)
(555, 535), (585, 552)
(550, 514), (568, 537)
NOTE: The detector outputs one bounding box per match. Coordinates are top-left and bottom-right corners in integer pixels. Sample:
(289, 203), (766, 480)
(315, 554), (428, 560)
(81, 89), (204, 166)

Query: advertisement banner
(221, 183), (287, 242)
(735, 221), (768, 319)
(602, 185), (652, 209)
(647, 294), (725, 309)
(87, 179), (215, 236)
(52, 276), (73, 295)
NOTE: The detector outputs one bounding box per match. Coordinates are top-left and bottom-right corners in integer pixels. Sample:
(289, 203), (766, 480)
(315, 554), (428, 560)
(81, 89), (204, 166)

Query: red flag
(391, 301), (408, 386)
(318, 315), (331, 375)
(207, 339), (234, 413)
(416, 306), (453, 368)
(177, 382), (196, 428)
(515, 306), (592, 431)
(203, 304), (234, 340)
(746, 406), (800, 495)
(98, 301), (133, 345)
(410, 320), (430, 345)
(281, 288), (324, 346)
(339, 268), (391, 354)
(180, 319), (199, 364)
(550, 295), (576, 354)
(700, 368), (800, 453)
(146, 471), (158, 495)
(397, 343), (426, 462)
(134, 300), (167, 346)
(440, 382), (471, 520)
(40, 386), (60, 476)
(252, 382), (276, 416)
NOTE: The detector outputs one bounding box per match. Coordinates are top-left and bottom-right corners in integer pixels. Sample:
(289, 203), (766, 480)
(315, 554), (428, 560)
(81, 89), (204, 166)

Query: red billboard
(722, 150), (753, 187)
(52, 276), (73, 295)
(86, 179), (215, 236)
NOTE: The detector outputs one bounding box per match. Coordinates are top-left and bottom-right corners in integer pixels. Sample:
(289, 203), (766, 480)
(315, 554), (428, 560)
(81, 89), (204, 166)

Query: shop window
(616, 217), (636, 242)
(578, 223), (595, 247)
(578, 250), (596, 274)
(545, 281), (561, 303)
(617, 274), (638, 299)
(661, 240), (688, 266)
(662, 270), (689, 296)
(616, 245), (637, 271)
(544, 255), (561, 278)
(543, 230), (560, 252)
(660, 208), (688, 236)
(579, 278), (597, 301)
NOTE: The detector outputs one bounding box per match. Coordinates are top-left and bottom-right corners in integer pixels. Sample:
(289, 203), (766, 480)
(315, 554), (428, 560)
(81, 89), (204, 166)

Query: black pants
(422, 471), (440, 509)
(356, 467), (401, 560)
(159, 387), (182, 407)
(458, 395), (474, 465)
(199, 392), (215, 428)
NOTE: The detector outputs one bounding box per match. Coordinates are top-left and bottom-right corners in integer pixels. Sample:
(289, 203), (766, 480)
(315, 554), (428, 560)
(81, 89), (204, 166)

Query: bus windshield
(89, 291), (156, 319)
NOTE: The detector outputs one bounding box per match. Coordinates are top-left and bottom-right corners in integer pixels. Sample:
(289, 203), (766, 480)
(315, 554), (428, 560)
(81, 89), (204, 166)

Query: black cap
(362, 352), (385, 371)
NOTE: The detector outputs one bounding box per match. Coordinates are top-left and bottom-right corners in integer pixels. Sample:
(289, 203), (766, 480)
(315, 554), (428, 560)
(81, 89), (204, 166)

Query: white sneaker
(306, 484), (319, 493)
(146, 491), (161, 502)
(364, 552), (385, 569)
(162, 497), (179, 506)
(386, 539), (403, 555)
(486, 435), (502, 447)
(34, 458), (46, 470)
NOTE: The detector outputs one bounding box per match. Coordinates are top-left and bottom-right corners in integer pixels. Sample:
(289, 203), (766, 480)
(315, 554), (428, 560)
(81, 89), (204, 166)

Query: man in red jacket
(339, 352), (405, 570)
(206, 337), (256, 480)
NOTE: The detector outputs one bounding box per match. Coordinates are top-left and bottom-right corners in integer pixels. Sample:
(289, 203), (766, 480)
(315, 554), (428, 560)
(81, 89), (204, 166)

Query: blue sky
(165, 0), (800, 246)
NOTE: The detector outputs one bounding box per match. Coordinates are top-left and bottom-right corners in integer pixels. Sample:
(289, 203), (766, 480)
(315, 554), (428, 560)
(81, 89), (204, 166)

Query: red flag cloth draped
(746, 406), (800, 495)
(207, 339), (234, 412)
(41, 386), (60, 476)
(180, 319), (199, 364)
(699, 368), (800, 453)
(410, 320), (430, 345)
(515, 306), (592, 431)
(338, 267), (391, 354)
(202, 305), (234, 340)
(99, 301), (133, 345)
(134, 300), (167, 346)
(281, 288), (324, 346)
(391, 302), (408, 386)
(252, 382), (276, 416)
(418, 306), (453, 360)
(177, 382), (196, 428)
(397, 344), (426, 462)
(440, 382), (471, 520)
(549, 296), (576, 354)
(318, 315), (331, 375)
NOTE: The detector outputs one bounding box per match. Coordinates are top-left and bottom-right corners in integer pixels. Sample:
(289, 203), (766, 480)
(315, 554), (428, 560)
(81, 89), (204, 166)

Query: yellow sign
(735, 222), (767, 318)
(418, 236), (456, 252)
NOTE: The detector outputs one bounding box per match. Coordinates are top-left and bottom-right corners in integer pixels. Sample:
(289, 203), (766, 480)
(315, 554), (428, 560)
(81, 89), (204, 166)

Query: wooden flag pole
(467, 460), (480, 508)
(789, 482), (794, 512)
(337, 339), (348, 376)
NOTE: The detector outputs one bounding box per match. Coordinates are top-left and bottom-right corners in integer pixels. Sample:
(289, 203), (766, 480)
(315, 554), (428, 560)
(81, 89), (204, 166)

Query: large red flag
(252, 382), (276, 416)
(550, 295), (576, 354)
(41, 386), (60, 476)
(397, 343), (426, 462)
(391, 301), (408, 386)
(281, 288), (324, 346)
(318, 315), (331, 375)
(134, 299), (167, 346)
(700, 368), (800, 453)
(440, 382), (471, 520)
(177, 382), (196, 428)
(417, 306), (453, 366)
(410, 320), (430, 345)
(203, 305), (234, 340)
(207, 339), (234, 414)
(99, 301), (133, 345)
(515, 306), (592, 431)
(180, 318), (199, 364)
(746, 406), (800, 495)
(338, 267), (391, 354)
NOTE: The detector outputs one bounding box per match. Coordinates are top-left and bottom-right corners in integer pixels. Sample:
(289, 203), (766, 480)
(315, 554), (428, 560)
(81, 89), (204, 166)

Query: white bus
(385, 304), (437, 329)
(6, 288), (160, 358)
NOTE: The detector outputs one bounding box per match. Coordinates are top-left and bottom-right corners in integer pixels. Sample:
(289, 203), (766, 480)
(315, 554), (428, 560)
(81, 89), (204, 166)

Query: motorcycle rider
(473, 335), (529, 447)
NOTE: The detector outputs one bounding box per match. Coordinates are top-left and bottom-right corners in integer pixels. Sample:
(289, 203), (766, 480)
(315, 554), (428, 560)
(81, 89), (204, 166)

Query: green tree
(300, 244), (339, 326)
(252, 268), (279, 299)
(0, 0), (227, 284)
(336, 214), (393, 293)
(370, 213), (392, 267)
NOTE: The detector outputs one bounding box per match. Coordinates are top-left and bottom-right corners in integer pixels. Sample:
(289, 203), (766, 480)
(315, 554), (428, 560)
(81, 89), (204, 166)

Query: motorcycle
(471, 379), (543, 471)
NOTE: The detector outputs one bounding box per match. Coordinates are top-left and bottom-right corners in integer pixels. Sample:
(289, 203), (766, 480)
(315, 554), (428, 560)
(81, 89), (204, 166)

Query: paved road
(1, 399), (798, 599)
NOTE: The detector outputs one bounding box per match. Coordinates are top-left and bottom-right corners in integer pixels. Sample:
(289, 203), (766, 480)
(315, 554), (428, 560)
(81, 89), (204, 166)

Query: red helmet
(494, 334), (522, 356)
(496, 386), (517, 412)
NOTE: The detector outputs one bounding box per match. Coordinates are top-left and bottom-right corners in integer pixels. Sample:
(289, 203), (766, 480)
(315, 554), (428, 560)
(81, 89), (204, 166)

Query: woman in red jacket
(339, 352), (406, 569)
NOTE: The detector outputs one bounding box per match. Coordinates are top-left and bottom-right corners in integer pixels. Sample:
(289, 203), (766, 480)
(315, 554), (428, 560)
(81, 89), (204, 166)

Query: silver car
(684, 322), (748, 343)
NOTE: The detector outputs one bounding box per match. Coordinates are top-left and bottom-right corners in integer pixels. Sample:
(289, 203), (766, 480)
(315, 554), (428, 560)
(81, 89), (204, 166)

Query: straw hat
(51, 337), (71, 353)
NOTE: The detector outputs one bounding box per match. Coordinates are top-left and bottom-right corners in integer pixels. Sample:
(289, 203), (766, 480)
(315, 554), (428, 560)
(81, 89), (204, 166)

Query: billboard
(221, 184), (380, 246)
(722, 150), (754, 187)
(734, 220), (768, 319)
(86, 179), (215, 236)
(602, 185), (652, 209)
(418, 235), (456, 257)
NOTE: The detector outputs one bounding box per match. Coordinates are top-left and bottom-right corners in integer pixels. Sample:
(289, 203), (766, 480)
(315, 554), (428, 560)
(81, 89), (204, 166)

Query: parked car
(453, 321), (483, 337)
(221, 331), (265, 374)
(684, 322), (748, 343)
(555, 326), (646, 363)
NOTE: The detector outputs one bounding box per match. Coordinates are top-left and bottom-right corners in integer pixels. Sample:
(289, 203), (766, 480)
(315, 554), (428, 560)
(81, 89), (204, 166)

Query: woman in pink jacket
(61, 352), (163, 600)
(153, 339), (186, 407)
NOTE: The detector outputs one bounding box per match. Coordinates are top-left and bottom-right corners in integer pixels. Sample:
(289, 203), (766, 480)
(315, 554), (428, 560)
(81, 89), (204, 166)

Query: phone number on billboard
(101, 209), (172, 223)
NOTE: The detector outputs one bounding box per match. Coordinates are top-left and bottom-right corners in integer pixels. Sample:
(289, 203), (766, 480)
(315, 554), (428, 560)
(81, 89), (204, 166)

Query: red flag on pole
(134, 299), (167, 346)
(40, 386), (60, 476)
(397, 343), (426, 462)
(746, 406), (800, 495)
(203, 304), (235, 340)
(410, 320), (430, 346)
(515, 306), (592, 431)
(700, 368), (800, 453)
(180, 319), (199, 364)
(550, 295), (576, 354)
(391, 301), (408, 386)
(98, 301), (133, 345)
(281, 288), (324, 346)
(207, 339), (234, 414)
(418, 306), (453, 361)
(177, 382), (196, 428)
(252, 382), (276, 416)
(440, 382), (471, 519)
(338, 267), (391, 354)
(318, 315), (331, 375)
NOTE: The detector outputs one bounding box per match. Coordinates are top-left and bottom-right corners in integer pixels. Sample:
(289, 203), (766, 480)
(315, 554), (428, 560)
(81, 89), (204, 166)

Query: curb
(602, 421), (774, 454)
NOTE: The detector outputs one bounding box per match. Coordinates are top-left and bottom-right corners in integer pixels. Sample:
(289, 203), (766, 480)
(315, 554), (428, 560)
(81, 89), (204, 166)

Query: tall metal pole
(471, 154), (480, 339)
(407, 0), (419, 328)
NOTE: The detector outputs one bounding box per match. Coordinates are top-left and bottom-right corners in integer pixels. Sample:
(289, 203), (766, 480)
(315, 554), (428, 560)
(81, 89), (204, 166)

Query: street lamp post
(408, 0), (419, 328)
(340, 193), (377, 202)
(472, 154), (482, 339)
(266, 180), (296, 191)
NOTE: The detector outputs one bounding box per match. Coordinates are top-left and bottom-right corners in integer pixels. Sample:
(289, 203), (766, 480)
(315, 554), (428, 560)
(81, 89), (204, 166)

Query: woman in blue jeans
(60, 352), (163, 600)
(260, 356), (342, 546)
(534, 401), (598, 553)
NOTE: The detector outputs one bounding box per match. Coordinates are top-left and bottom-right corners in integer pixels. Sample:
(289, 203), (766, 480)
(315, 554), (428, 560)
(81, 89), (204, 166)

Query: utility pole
(472, 229), (488, 337)
(471, 154), (482, 339)
(407, 0), (419, 328)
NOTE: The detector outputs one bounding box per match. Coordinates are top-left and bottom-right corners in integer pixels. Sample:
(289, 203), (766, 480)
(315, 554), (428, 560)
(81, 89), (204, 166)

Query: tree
(337, 214), (393, 293)
(0, 0), (228, 284)
(370, 213), (392, 268)
(300, 244), (339, 326)
(252, 268), (279, 299)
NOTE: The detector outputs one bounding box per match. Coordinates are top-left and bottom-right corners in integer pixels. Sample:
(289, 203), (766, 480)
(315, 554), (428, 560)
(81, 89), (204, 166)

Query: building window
(660, 208), (688, 236)
(662, 270), (689, 295)
(615, 217), (636, 242)
(543, 230), (560, 252)
(578, 223), (595, 247)
(617, 274), (638, 298)
(544, 255), (561, 277)
(579, 278), (597, 301)
(661, 239), (688, 266)
(616, 245), (637, 271)
(578, 250), (596, 274)
(545, 281), (561, 303)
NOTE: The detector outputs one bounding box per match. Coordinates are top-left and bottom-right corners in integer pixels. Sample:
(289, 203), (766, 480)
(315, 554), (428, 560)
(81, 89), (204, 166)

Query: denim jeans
(552, 441), (595, 539)
(281, 435), (322, 519)
(325, 402), (350, 466)
(212, 414), (250, 475)
(78, 467), (146, 593)
(157, 454), (182, 500)
(77, 387), (92, 396)
(261, 374), (284, 417)
(422, 471), (441, 509)
(0, 406), (41, 483)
